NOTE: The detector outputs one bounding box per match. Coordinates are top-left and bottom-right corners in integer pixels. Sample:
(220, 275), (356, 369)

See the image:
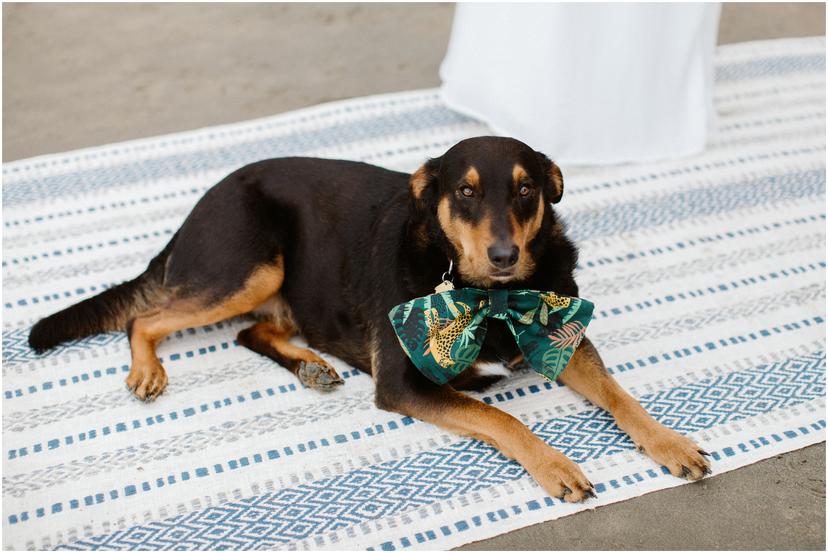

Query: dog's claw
(559, 486), (572, 498)
(703, 466), (713, 476)
(585, 488), (597, 499)
(680, 465), (692, 478)
(698, 448), (711, 457)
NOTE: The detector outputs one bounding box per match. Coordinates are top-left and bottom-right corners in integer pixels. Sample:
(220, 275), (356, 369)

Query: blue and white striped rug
(3, 36), (825, 550)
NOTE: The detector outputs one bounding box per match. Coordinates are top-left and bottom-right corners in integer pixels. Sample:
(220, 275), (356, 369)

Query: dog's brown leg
(559, 337), (711, 480)
(126, 262), (284, 401)
(372, 331), (595, 502)
(237, 320), (344, 391)
(381, 385), (595, 501)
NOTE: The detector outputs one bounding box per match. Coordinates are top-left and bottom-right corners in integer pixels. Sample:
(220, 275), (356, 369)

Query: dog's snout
(487, 245), (519, 269)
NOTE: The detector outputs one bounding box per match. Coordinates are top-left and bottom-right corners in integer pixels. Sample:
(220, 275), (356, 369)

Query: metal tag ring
(441, 259), (454, 282)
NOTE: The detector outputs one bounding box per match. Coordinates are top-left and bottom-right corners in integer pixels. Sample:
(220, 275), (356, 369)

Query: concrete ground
(3, 2), (825, 550)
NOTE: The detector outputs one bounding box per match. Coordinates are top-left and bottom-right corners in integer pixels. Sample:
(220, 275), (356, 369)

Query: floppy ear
(409, 156), (442, 205)
(535, 151), (564, 204)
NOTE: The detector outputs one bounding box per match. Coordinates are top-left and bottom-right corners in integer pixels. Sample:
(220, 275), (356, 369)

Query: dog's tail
(28, 237), (176, 353)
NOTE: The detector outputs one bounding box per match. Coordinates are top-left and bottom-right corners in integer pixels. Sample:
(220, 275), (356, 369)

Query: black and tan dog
(29, 136), (710, 501)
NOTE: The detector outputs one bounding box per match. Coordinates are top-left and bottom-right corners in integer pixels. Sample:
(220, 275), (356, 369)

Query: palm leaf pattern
(391, 306), (427, 353)
(517, 308), (536, 324)
(541, 347), (565, 378)
(548, 321), (587, 349)
(560, 298), (582, 323)
(539, 302), (549, 325)
(399, 301), (414, 325)
(457, 324), (477, 349)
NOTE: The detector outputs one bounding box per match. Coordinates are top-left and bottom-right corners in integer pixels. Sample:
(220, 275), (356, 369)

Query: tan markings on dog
(506, 353), (525, 370)
(559, 338), (711, 480)
(464, 166), (480, 190)
(240, 320), (323, 365)
(126, 259), (285, 400)
(237, 318), (345, 390)
(252, 293), (297, 330)
(548, 162), (564, 202)
(368, 324), (382, 382)
(509, 195), (545, 277)
(399, 389), (595, 502)
(410, 165), (431, 200)
(512, 164), (528, 188)
(437, 196), (496, 287)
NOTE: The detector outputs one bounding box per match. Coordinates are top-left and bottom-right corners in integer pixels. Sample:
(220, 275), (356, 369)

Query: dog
(28, 136), (711, 501)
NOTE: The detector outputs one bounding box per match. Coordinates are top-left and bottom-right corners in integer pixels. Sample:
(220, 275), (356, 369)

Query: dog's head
(410, 136), (564, 287)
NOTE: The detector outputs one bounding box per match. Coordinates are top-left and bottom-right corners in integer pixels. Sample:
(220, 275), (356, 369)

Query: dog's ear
(409, 156), (442, 205)
(535, 151), (564, 204)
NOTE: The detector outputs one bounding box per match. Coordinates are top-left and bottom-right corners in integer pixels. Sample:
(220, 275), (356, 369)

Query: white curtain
(440, 3), (722, 165)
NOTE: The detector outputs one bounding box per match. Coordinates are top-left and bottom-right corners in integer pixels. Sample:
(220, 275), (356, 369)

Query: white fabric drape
(440, 3), (722, 164)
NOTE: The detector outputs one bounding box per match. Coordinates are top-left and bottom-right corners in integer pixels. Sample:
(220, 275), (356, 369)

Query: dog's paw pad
(298, 361), (344, 391)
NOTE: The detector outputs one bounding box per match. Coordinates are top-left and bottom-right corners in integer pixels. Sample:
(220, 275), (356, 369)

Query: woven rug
(3, 37), (825, 550)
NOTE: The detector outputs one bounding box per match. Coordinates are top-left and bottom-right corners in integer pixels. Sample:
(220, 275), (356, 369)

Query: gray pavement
(459, 446), (826, 550)
(3, 3), (825, 550)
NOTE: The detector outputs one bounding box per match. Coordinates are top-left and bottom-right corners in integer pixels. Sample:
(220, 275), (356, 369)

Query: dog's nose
(487, 245), (519, 269)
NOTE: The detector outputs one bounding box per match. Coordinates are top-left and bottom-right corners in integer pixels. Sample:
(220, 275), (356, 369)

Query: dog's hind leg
(236, 315), (345, 391)
(126, 262), (284, 401)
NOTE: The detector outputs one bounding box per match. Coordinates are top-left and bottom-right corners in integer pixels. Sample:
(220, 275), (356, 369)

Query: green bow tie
(388, 288), (594, 385)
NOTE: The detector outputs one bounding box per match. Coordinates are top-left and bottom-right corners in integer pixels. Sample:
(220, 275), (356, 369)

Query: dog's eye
(458, 186), (475, 198)
(519, 185), (532, 197)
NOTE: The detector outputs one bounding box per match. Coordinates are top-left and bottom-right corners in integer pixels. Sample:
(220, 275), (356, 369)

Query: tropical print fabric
(388, 288), (595, 384)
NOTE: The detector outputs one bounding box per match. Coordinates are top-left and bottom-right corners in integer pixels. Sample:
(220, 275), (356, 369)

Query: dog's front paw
(529, 448), (596, 503)
(637, 427), (711, 481)
(126, 359), (168, 401)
